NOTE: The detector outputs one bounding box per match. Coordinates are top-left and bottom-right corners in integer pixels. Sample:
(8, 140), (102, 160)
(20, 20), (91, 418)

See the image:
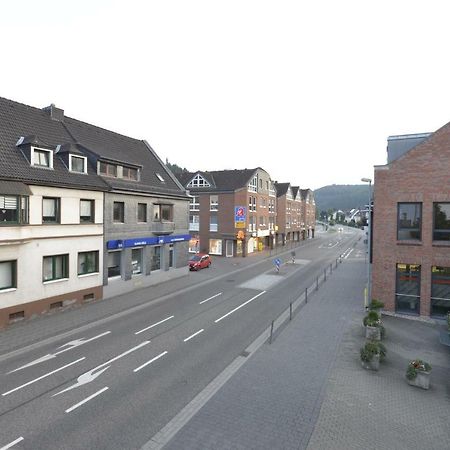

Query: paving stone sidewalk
(163, 247), (450, 450)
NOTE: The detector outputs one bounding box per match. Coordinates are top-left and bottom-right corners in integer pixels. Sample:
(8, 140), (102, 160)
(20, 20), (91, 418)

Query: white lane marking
(53, 341), (150, 396)
(199, 292), (222, 305)
(2, 358), (85, 396)
(344, 248), (354, 259)
(65, 386), (109, 414)
(214, 291), (266, 323)
(0, 437), (24, 450)
(133, 351), (168, 373)
(183, 329), (204, 342)
(8, 331), (111, 373)
(135, 316), (174, 335)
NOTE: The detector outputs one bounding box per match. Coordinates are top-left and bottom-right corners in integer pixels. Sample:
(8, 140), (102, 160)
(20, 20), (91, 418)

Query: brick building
(176, 168), (277, 257)
(372, 124), (450, 318)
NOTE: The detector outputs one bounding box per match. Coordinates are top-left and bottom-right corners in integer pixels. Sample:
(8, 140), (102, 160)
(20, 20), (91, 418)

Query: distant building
(372, 123), (450, 318)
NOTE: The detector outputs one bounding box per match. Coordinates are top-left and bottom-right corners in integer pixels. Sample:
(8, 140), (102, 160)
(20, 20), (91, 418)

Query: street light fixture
(361, 177), (372, 309)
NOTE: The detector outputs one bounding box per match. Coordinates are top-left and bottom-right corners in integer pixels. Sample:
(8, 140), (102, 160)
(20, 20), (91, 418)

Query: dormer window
(69, 155), (87, 174)
(248, 176), (257, 193)
(123, 166), (138, 180)
(31, 147), (53, 169)
(187, 174), (210, 188)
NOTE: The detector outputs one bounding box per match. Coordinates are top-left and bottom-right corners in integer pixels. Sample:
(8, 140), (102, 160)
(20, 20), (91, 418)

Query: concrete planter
(407, 371), (431, 390)
(365, 325), (381, 341)
(361, 353), (380, 371)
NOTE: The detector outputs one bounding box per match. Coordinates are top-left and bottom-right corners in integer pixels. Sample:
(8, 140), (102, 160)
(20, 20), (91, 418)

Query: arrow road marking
(53, 341), (150, 396)
(2, 358), (85, 396)
(8, 331), (111, 374)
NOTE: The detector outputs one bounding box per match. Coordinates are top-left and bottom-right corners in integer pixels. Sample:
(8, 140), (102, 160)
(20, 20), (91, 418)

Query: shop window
(431, 266), (450, 317)
(189, 237), (200, 253)
(395, 263), (420, 314)
(0, 260), (16, 290)
(209, 239), (222, 255)
(107, 251), (121, 278)
(151, 246), (161, 271)
(78, 251), (99, 275)
(113, 202), (125, 223)
(433, 203), (450, 241)
(43, 254), (69, 282)
(132, 248), (143, 275)
(397, 203), (421, 240)
(80, 199), (94, 223)
(42, 197), (60, 223)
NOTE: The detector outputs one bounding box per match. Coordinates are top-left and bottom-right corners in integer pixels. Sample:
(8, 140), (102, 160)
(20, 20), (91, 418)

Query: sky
(1, 0), (450, 190)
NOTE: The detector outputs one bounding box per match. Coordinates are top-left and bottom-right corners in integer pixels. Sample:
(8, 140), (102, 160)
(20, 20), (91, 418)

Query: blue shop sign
(107, 234), (191, 250)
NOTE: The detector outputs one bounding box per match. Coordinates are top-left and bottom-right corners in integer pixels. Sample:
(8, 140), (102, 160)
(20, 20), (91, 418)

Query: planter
(407, 371), (431, 390)
(361, 353), (380, 371)
(365, 325), (381, 341)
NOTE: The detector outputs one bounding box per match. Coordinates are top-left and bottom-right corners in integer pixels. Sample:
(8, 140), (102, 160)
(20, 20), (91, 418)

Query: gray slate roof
(176, 168), (258, 192)
(274, 182), (290, 197)
(0, 97), (187, 198)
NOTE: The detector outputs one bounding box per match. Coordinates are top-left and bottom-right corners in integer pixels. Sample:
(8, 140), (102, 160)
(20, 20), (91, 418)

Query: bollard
(330, 263), (332, 274)
(269, 320), (274, 344)
(290, 302), (292, 320)
(305, 287), (308, 303)
(316, 276), (319, 291)
(336, 259), (338, 268)
(324, 268), (327, 282)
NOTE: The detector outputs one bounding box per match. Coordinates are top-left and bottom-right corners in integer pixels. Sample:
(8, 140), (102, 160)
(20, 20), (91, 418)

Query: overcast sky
(1, 0), (449, 190)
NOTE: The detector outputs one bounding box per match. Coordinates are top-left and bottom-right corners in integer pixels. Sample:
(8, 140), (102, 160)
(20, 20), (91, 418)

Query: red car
(189, 253), (212, 271)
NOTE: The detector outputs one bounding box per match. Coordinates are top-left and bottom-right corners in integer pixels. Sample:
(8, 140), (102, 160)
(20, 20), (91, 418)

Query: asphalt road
(0, 228), (361, 450)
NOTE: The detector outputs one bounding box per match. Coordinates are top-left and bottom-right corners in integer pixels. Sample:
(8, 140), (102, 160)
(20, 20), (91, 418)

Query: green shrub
(406, 359), (432, 380)
(360, 340), (386, 362)
(369, 299), (384, 310)
(363, 310), (380, 327)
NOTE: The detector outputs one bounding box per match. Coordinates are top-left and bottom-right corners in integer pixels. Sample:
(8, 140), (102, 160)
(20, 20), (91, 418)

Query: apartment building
(176, 168), (277, 256)
(372, 125), (450, 318)
(300, 189), (316, 238)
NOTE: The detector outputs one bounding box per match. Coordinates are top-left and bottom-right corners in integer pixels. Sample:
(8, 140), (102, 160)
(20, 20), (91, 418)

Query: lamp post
(361, 177), (372, 309)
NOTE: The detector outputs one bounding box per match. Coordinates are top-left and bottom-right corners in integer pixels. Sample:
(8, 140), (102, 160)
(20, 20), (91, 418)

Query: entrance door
(226, 240), (234, 257)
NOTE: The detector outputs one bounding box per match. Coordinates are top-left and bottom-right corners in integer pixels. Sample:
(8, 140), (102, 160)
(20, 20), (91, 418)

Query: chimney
(43, 103), (64, 121)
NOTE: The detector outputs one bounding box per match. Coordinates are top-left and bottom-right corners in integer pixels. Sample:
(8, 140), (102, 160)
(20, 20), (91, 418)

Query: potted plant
(406, 359), (432, 389)
(360, 340), (386, 371)
(363, 310), (384, 340)
(369, 299), (384, 312)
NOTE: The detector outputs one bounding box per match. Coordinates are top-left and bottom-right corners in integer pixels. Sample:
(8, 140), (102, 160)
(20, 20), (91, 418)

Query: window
(0, 195), (29, 224)
(0, 260), (16, 290)
(248, 176), (257, 192)
(431, 266), (450, 317)
(113, 202), (124, 223)
(123, 166), (138, 180)
(70, 155), (87, 173)
(260, 198), (266, 209)
(433, 203), (450, 241)
(269, 182), (276, 197)
(154, 204), (172, 222)
(99, 161), (117, 177)
(187, 174), (210, 188)
(397, 203), (421, 240)
(395, 263), (420, 314)
(259, 179), (263, 189)
(132, 248), (143, 275)
(190, 196), (200, 211)
(32, 147), (53, 168)
(155, 173), (165, 182)
(189, 236), (200, 253)
(137, 203), (147, 222)
(43, 254), (69, 282)
(80, 199), (94, 223)
(42, 197), (60, 223)
(266, 181), (269, 190)
(189, 214), (200, 231)
(210, 214), (218, 232)
(259, 216), (265, 226)
(209, 239), (222, 255)
(210, 195), (218, 211)
(78, 251), (99, 275)
(169, 244), (174, 268)
(107, 251), (121, 278)
(151, 246), (161, 271)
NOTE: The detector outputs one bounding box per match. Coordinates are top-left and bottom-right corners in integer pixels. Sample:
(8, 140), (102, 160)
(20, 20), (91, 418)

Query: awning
(0, 180), (32, 195)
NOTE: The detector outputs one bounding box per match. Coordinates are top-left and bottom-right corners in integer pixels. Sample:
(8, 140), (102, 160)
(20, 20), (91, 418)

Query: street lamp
(361, 177), (372, 309)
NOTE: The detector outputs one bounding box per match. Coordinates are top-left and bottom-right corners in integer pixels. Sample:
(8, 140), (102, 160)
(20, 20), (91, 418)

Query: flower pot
(361, 353), (380, 371)
(365, 325), (381, 341)
(407, 371), (431, 390)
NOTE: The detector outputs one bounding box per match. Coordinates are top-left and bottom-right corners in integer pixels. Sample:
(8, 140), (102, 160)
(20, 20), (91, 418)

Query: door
(226, 240), (233, 257)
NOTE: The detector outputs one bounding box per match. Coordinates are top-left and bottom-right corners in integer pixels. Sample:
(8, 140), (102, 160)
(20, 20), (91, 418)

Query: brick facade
(372, 121), (450, 318)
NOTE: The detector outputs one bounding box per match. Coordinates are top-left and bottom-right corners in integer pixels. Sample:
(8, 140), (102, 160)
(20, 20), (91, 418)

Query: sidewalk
(0, 240), (307, 358)
(159, 243), (450, 450)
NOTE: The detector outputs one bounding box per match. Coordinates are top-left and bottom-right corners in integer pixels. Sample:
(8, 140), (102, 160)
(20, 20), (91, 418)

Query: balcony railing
(152, 221), (175, 235)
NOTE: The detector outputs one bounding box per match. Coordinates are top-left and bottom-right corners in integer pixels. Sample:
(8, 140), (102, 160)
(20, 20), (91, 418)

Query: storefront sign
(107, 234), (191, 249)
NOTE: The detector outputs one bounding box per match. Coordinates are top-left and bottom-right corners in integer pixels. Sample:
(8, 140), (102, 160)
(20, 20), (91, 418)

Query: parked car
(189, 253), (212, 271)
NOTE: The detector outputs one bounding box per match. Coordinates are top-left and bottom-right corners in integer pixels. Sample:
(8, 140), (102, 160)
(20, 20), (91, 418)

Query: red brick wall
(372, 121), (450, 317)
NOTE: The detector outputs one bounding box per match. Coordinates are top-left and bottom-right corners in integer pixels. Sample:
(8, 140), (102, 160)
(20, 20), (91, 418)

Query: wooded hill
(314, 184), (373, 213)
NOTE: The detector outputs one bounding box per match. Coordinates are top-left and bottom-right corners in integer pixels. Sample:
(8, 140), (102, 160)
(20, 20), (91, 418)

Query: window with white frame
(190, 196), (200, 211)
(69, 155), (87, 173)
(210, 214), (218, 232)
(80, 199), (94, 223)
(189, 214), (199, 231)
(0, 260), (16, 290)
(286, 188), (293, 200)
(248, 176), (257, 192)
(187, 174), (210, 188)
(31, 147), (53, 168)
(210, 195), (219, 211)
(269, 182), (276, 197)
